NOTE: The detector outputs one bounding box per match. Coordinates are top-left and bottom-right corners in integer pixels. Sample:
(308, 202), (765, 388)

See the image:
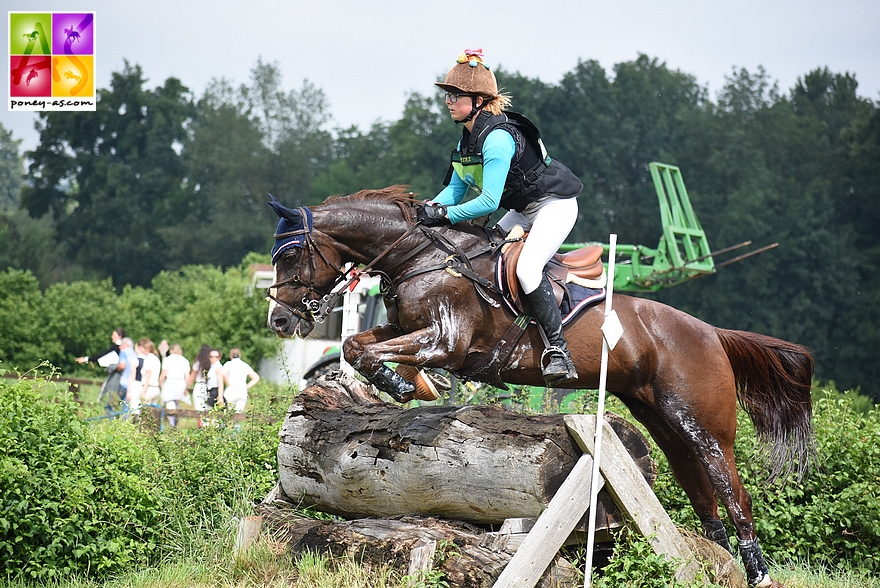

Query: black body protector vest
(444, 111), (583, 212)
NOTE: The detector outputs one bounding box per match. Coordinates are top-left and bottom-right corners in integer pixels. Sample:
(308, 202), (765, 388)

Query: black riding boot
(365, 365), (415, 402)
(524, 276), (578, 386)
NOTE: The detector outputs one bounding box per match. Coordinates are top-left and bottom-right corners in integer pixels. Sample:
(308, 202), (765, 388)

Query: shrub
(0, 269), (63, 369)
(146, 409), (280, 531)
(743, 389), (880, 571)
(0, 372), (165, 580)
(43, 278), (121, 371)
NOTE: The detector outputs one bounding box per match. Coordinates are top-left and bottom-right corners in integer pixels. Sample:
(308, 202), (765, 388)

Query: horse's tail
(715, 328), (815, 481)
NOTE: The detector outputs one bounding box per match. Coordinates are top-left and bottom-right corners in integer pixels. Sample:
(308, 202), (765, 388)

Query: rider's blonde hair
(481, 91), (512, 115)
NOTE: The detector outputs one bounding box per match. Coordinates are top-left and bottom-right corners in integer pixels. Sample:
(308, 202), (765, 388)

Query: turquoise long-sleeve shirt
(433, 128), (516, 224)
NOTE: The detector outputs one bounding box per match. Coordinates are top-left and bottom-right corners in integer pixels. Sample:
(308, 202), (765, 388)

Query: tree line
(1, 55), (878, 399)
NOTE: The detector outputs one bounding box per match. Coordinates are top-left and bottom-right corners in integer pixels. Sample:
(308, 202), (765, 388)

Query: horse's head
(266, 196), (344, 339)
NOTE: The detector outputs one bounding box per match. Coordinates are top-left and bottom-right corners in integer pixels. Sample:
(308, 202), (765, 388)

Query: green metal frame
(562, 162), (715, 292)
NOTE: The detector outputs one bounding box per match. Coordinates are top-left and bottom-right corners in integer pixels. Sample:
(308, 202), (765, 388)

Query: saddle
(501, 225), (606, 313)
(464, 226), (607, 388)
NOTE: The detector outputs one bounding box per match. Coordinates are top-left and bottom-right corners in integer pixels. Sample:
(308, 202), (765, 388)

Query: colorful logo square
(52, 13), (94, 55)
(9, 12), (51, 55)
(52, 55), (94, 98)
(10, 55), (51, 97)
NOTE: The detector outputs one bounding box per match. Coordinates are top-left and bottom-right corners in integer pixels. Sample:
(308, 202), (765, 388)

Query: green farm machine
(563, 161), (774, 293)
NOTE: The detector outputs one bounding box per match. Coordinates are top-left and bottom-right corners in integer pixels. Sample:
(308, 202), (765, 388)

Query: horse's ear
(268, 194), (302, 222)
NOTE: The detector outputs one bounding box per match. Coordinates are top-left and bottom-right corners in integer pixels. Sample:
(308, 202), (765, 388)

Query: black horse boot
(365, 365), (416, 402)
(524, 276), (578, 386)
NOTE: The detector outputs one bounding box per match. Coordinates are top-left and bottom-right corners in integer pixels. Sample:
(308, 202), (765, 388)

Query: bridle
(268, 211), (426, 325)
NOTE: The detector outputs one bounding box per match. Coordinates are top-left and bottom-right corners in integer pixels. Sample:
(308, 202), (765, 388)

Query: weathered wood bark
(257, 499), (745, 588)
(277, 372), (653, 527)
(257, 501), (580, 588)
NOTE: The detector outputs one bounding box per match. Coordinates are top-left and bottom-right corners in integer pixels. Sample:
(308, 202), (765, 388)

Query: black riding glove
(416, 204), (450, 226)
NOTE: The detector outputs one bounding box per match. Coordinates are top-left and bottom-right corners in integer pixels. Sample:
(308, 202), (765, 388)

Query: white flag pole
(584, 233), (621, 588)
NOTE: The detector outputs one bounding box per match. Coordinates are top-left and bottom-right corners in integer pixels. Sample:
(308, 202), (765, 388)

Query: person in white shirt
(158, 344), (190, 427)
(138, 338), (162, 406)
(222, 348), (260, 413)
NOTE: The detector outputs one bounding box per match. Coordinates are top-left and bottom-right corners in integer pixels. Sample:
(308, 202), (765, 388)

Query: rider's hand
(417, 203), (450, 226)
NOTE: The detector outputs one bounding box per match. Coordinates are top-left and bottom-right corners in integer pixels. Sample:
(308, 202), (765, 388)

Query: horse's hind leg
(617, 395), (732, 551)
(620, 393), (774, 587)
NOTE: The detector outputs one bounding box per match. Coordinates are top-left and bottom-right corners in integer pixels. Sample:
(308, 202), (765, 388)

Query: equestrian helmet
(435, 49), (498, 98)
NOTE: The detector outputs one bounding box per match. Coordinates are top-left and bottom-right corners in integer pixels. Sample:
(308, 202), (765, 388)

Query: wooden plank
(407, 539), (437, 575)
(492, 452), (603, 588)
(564, 415), (699, 582)
(234, 515), (263, 557)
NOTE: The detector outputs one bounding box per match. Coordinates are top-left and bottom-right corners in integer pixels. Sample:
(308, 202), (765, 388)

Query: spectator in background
(76, 327), (124, 366)
(205, 349), (226, 409)
(138, 338), (162, 409)
(76, 328), (125, 409)
(187, 345), (212, 412)
(159, 344), (189, 427)
(117, 337), (138, 413)
(127, 340), (147, 414)
(223, 348), (260, 413)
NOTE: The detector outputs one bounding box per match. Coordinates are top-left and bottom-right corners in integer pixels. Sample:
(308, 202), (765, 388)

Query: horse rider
(417, 48), (584, 386)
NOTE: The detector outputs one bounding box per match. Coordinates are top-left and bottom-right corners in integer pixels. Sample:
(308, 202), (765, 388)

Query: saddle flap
(503, 234), (606, 310)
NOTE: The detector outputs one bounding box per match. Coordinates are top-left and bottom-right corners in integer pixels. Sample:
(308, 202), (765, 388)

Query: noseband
(267, 215), (348, 324)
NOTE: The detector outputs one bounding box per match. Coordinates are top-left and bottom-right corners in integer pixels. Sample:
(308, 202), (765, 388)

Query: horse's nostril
(273, 316), (289, 331)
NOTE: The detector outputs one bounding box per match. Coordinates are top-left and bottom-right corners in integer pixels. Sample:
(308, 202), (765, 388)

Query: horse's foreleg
(342, 323), (404, 366)
(345, 323), (469, 402)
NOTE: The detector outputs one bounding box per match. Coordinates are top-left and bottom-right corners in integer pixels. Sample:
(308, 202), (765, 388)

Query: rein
(268, 217), (425, 324)
(269, 202), (520, 322)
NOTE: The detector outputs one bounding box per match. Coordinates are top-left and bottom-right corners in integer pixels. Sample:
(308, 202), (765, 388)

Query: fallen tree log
(277, 372), (653, 528)
(256, 501), (580, 588)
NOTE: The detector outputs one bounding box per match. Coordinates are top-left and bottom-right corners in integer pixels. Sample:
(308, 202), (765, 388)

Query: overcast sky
(4, 0), (879, 154)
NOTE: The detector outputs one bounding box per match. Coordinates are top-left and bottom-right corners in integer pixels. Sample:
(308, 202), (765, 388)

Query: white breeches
(496, 197), (579, 293)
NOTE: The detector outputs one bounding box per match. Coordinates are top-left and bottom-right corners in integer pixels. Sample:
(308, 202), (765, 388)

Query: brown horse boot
(524, 276), (578, 386)
(365, 365), (416, 403)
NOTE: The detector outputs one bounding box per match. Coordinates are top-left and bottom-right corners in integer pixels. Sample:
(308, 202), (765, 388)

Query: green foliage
(21, 63), (193, 287)
(0, 257), (274, 374)
(0, 372), (282, 581)
(140, 262), (275, 363)
(0, 373), (165, 579)
(591, 531), (698, 588)
(0, 122), (23, 212)
(0, 270), (63, 369)
(43, 279), (121, 367)
(742, 388), (880, 571)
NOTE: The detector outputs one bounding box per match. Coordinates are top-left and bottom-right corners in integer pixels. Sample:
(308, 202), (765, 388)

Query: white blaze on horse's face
(266, 264), (279, 326)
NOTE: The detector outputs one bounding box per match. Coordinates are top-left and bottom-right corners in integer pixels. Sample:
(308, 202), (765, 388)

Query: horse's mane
(320, 185), (491, 238)
(322, 185), (420, 223)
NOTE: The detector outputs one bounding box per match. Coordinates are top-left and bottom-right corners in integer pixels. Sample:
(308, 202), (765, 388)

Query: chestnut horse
(267, 187), (813, 588)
